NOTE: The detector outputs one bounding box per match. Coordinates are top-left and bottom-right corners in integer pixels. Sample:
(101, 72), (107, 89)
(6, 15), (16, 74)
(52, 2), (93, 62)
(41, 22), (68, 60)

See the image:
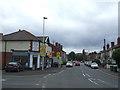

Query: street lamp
(42, 17), (47, 71)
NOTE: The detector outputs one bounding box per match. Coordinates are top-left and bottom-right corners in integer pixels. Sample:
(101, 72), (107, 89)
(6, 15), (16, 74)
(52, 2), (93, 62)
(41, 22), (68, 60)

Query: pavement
(2, 66), (66, 76)
(98, 67), (120, 78)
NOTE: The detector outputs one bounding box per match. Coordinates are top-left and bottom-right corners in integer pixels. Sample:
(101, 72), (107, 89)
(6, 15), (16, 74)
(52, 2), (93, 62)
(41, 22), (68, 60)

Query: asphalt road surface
(2, 63), (119, 88)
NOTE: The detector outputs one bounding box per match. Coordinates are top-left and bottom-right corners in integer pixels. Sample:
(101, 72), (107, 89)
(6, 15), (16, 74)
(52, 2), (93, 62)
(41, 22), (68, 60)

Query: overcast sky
(0, 0), (119, 54)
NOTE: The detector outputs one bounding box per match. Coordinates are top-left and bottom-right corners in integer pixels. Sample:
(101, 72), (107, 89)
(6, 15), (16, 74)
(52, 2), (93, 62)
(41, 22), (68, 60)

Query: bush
(61, 61), (67, 65)
(112, 49), (120, 68)
(94, 59), (101, 65)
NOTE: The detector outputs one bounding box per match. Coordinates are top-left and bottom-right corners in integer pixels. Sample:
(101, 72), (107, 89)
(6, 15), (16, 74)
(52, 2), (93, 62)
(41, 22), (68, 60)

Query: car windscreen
(91, 63), (97, 65)
(8, 62), (17, 65)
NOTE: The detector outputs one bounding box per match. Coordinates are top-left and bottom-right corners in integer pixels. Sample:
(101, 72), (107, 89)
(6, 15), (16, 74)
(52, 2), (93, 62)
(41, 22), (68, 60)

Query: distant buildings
(0, 29), (67, 70)
(85, 37), (120, 66)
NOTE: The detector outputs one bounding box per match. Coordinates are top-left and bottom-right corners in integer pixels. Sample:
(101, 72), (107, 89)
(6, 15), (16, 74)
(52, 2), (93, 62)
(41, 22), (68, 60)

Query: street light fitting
(43, 17), (47, 19)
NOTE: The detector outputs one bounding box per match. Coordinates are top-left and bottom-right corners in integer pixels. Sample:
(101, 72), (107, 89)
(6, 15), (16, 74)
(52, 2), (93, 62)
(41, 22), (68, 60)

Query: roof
(3, 30), (40, 41)
(37, 36), (50, 44)
(37, 36), (48, 42)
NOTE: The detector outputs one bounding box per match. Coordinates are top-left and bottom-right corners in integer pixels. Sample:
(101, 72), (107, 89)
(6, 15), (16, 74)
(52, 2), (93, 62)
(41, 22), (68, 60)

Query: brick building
(1, 30), (42, 70)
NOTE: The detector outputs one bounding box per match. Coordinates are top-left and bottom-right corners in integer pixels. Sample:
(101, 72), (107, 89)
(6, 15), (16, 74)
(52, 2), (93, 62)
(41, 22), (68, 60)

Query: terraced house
(0, 29), (66, 70)
(1, 29), (54, 70)
(1, 30), (42, 70)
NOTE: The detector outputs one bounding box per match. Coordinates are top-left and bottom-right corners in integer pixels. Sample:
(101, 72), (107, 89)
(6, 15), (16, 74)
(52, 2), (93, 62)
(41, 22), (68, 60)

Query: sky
(0, 0), (119, 54)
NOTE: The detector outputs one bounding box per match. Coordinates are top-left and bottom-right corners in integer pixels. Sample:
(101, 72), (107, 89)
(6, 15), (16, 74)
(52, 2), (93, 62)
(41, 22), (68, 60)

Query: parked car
(66, 61), (73, 67)
(53, 62), (59, 67)
(84, 61), (89, 66)
(75, 62), (80, 66)
(5, 62), (24, 72)
(91, 62), (98, 69)
(88, 61), (92, 67)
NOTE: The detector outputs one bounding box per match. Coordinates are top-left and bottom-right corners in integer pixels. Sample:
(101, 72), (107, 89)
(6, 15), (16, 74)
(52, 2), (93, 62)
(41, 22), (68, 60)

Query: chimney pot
(19, 29), (21, 31)
(117, 37), (120, 45)
(107, 44), (109, 49)
(103, 46), (105, 51)
(111, 42), (114, 48)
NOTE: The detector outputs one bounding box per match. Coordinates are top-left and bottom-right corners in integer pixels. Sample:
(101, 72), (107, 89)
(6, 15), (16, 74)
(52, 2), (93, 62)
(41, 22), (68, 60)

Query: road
(2, 63), (119, 88)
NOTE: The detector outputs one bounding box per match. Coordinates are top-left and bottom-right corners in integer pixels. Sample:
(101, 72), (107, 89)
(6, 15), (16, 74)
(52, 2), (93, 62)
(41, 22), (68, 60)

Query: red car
(75, 62), (80, 66)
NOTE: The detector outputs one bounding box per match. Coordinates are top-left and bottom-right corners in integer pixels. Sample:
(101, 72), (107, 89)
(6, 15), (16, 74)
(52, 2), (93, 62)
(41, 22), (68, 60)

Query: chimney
(117, 37), (120, 45)
(111, 42), (114, 48)
(55, 42), (58, 47)
(103, 46), (105, 51)
(61, 45), (63, 50)
(107, 44), (109, 49)
(19, 29), (21, 31)
(58, 43), (60, 49)
(0, 33), (3, 40)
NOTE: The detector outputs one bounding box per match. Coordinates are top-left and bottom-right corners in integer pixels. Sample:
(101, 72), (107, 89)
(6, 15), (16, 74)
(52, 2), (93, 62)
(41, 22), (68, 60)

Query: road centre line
(97, 79), (105, 83)
(43, 76), (47, 78)
(96, 69), (120, 78)
(83, 74), (85, 77)
(86, 74), (91, 77)
(35, 83), (39, 86)
(88, 78), (99, 86)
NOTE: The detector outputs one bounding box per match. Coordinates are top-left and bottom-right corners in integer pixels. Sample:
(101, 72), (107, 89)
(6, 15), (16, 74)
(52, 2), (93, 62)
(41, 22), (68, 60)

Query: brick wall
(118, 37), (120, 45)
(2, 52), (11, 69)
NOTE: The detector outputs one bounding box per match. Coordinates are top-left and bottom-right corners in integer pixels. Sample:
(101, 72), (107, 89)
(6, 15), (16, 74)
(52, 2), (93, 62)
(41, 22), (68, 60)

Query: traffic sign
(56, 55), (60, 60)
(56, 52), (60, 56)
(40, 46), (46, 56)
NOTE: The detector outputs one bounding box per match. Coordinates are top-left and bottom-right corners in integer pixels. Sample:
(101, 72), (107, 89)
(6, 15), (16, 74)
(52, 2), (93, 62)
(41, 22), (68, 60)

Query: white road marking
(43, 76), (47, 78)
(90, 78), (96, 80)
(83, 74), (85, 77)
(48, 74), (51, 76)
(97, 79), (105, 83)
(88, 78), (99, 86)
(86, 74), (91, 77)
(1, 79), (7, 81)
(42, 85), (46, 88)
(36, 84), (39, 86)
(53, 74), (56, 75)
(42, 83), (46, 88)
(97, 79), (118, 87)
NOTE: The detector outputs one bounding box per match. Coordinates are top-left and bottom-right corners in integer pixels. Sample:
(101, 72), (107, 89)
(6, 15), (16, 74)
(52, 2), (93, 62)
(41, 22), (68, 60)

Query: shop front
(29, 52), (41, 70)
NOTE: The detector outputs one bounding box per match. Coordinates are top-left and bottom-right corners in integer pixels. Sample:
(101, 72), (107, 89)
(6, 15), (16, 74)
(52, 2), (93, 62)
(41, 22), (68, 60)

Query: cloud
(0, 0), (118, 53)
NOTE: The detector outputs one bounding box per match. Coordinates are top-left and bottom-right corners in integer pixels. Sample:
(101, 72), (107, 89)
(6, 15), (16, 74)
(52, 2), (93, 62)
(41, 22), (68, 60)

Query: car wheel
(5, 70), (8, 72)
(17, 69), (20, 72)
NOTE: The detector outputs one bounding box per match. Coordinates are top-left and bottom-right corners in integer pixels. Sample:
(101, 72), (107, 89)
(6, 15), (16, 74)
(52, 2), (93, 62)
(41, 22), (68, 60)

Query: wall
(2, 52), (12, 69)
(1, 41), (30, 69)
(2, 41), (30, 52)
(0, 35), (2, 69)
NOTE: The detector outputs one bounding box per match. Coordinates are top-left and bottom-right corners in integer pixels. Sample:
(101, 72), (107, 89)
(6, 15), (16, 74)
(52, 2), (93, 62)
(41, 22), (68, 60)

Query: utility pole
(42, 17), (47, 71)
(104, 39), (106, 64)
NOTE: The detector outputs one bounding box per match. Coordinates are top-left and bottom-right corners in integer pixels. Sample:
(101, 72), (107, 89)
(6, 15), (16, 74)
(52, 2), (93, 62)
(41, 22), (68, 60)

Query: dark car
(53, 62), (59, 67)
(5, 62), (24, 72)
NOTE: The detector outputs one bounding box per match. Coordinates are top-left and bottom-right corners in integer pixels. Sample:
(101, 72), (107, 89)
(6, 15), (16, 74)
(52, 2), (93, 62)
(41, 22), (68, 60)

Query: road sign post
(40, 46), (46, 70)
(56, 52), (61, 68)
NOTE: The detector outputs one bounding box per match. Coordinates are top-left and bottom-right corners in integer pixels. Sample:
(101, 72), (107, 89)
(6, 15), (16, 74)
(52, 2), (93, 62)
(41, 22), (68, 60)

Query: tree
(67, 51), (75, 61)
(75, 53), (83, 61)
(112, 49), (120, 68)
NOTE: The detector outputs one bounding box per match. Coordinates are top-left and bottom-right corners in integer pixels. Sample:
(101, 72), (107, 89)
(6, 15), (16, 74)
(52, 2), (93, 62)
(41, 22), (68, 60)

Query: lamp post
(42, 17), (47, 71)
